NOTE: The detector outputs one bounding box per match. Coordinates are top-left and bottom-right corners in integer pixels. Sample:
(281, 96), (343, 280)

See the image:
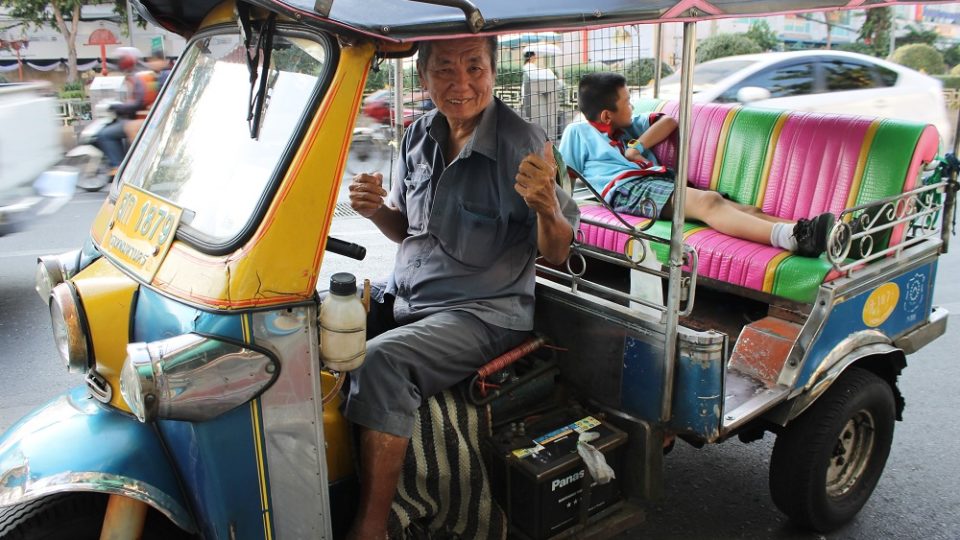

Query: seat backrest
(650, 101), (737, 191)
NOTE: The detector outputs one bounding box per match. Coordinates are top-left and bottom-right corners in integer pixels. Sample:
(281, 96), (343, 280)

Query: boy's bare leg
(348, 428), (409, 540)
(728, 200), (792, 223)
(681, 187), (793, 246)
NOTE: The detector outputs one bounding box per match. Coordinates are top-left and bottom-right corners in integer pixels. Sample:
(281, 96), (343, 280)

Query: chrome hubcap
(826, 410), (876, 498)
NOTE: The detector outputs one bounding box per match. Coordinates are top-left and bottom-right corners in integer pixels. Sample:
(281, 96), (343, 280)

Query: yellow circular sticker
(862, 283), (900, 327)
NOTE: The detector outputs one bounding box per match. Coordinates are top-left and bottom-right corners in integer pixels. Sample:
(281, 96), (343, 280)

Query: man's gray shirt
(383, 98), (580, 330)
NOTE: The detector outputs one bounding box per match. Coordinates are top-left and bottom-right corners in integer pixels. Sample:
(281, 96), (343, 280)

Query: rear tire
(769, 367), (895, 532)
(0, 493), (192, 540)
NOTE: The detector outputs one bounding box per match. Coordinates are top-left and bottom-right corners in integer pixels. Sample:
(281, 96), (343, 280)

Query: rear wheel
(769, 367), (895, 532)
(0, 493), (192, 540)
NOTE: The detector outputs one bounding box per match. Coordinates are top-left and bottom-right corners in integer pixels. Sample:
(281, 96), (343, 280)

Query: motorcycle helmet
(114, 47), (142, 72)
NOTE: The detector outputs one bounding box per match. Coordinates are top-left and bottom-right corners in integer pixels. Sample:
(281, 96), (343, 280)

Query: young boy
(558, 72), (833, 258)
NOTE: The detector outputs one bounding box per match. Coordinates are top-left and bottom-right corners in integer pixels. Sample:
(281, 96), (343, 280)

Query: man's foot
(792, 212), (834, 257)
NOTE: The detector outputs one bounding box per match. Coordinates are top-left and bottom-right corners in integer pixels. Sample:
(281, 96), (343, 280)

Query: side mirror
(736, 86), (772, 103)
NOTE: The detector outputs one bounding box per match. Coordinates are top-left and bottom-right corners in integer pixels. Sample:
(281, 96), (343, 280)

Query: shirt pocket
(440, 202), (503, 269)
(403, 163), (432, 232)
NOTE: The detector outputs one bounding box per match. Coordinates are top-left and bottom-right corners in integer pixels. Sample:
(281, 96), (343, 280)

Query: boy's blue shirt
(558, 112), (664, 201)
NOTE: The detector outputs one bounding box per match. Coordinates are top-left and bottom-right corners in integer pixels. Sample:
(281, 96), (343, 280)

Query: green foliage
(625, 58), (674, 86)
(560, 63), (612, 89)
(745, 20), (779, 52)
(891, 43), (946, 75)
(59, 81), (84, 98)
(935, 74), (960, 89)
(2, 1), (130, 29)
(363, 63), (422, 94)
(836, 42), (878, 56)
(696, 34), (762, 63)
(941, 44), (960, 69)
(858, 7), (892, 57)
(897, 24), (940, 47)
(496, 62), (523, 87)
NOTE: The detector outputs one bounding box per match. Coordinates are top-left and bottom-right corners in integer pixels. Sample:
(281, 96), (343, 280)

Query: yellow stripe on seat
(754, 113), (790, 209)
(844, 120), (882, 216)
(709, 107), (741, 192)
(762, 251), (792, 293)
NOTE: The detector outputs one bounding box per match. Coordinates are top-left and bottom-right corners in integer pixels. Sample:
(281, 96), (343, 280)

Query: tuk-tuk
(1, 1), (955, 538)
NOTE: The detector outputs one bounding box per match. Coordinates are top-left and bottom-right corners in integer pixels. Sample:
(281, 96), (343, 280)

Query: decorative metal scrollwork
(826, 180), (945, 271)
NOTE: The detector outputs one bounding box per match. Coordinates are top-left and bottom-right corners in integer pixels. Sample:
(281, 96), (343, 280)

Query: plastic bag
(577, 431), (615, 485)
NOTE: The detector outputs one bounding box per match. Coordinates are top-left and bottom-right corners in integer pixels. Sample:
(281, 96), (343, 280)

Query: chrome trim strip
(0, 471), (196, 533)
(254, 306), (333, 539)
(894, 306), (948, 355)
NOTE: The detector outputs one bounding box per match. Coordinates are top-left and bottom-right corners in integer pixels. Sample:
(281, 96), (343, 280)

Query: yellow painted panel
(322, 371), (354, 482)
(71, 257), (139, 412)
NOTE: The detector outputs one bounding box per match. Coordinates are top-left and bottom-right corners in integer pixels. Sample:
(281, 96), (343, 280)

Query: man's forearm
(537, 209), (573, 265)
(370, 206), (410, 244)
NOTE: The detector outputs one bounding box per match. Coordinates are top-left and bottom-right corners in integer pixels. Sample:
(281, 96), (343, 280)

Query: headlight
(120, 333), (277, 423)
(49, 281), (91, 373)
(35, 250), (81, 301)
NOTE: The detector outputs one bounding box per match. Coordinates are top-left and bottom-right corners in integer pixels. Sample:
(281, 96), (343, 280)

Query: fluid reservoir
(320, 272), (367, 371)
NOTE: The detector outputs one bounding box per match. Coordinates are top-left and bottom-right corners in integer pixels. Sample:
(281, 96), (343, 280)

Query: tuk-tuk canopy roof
(135, 0), (955, 41)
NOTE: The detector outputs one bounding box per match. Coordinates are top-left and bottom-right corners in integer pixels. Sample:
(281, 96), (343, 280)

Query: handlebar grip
(326, 237), (366, 261)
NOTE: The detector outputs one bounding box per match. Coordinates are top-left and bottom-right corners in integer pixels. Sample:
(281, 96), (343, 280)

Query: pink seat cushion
(653, 102), (735, 190)
(578, 204), (649, 253)
(762, 113), (874, 220)
(683, 229), (784, 291)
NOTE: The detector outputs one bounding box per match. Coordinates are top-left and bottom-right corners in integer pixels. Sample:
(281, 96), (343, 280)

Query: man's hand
(515, 141), (561, 216)
(349, 172), (388, 219)
(515, 141), (573, 265)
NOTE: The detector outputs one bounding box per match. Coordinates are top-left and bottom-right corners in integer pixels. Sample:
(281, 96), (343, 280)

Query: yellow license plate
(102, 185), (183, 281)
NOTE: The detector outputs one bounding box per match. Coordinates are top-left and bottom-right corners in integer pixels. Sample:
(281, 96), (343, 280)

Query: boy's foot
(792, 212), (834, 257)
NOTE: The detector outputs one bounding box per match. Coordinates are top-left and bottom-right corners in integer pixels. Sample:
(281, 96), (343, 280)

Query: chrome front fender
(0, 386), (196, 533)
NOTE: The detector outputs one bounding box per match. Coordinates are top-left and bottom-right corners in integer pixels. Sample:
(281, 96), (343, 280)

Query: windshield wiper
(237, 3), (276, 139)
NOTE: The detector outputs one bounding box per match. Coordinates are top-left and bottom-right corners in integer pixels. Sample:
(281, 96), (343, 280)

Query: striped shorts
(609, 174), (677, 219)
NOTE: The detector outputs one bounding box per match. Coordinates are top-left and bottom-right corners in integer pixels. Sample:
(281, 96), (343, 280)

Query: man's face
(420, 38), (495, 125)
(607, 86), (634, 129)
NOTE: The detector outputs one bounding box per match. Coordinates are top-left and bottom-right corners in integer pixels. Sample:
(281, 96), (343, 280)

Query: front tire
(769, 367), (895, 532)
(0, 493), (192, 540)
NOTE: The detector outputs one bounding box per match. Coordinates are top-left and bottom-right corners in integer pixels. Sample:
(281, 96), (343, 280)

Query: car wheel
(0, 493), (193, 540)
(769, 367), (895, 532)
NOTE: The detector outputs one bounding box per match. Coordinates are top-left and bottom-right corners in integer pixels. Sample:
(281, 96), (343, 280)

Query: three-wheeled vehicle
(1, 1), (956, 538)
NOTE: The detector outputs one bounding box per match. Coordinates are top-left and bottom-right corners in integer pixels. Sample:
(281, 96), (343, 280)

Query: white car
(656, 50), (953, 149)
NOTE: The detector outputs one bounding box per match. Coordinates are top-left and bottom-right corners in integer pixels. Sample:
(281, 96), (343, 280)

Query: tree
(1, 0), (129, 84)
(897, 24), (939, 47)
(745, 20), (779, 52)
(696, 34), (761, 63)
(626, 57), (674, 86)
(890, 43), (945, 74)
(858, 7), (892, 57)
(942, 44), (960, 70)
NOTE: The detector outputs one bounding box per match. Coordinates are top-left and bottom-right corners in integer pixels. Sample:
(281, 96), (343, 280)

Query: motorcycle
(61, 101), (120, 192)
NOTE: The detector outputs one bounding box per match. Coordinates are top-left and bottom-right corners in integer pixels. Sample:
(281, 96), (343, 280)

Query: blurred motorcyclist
(93, 47), (163, 173)
(123, 53), (171, 141)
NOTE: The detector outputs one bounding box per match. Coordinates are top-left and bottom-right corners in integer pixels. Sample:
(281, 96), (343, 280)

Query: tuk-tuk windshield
(118, 30), (330, 243)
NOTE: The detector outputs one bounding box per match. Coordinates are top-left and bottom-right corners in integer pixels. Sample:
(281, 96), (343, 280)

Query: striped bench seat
(573, 100), (940, 303)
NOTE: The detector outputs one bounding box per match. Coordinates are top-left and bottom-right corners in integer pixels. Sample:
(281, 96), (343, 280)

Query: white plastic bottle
(320, 272), (367, 371)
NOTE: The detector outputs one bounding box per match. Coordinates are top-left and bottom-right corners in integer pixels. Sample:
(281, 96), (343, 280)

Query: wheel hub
(825, 409), (876, 498)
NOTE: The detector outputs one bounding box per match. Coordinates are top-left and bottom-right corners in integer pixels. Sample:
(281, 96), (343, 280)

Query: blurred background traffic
(4, 3), (960, 235)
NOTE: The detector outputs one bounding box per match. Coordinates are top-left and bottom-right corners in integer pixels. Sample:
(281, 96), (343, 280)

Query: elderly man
(346, 36), (579, 538)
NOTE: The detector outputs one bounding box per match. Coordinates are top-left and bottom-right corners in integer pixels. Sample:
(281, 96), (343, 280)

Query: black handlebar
(326, 237), (366, 260)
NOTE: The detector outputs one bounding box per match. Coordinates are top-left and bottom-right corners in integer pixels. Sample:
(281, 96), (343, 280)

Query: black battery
(486, 409), (627, 540)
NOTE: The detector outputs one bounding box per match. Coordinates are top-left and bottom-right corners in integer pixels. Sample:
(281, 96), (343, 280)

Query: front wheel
(769, 367), (895, 532)
(0, 493), (192, 540)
